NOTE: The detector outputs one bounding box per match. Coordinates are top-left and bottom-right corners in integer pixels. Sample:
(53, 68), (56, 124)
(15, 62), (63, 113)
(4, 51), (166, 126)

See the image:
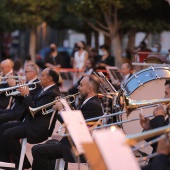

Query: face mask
(50, 47), (55, 52)
(101, 51), (107, 55)
(152, 47), (158, 52)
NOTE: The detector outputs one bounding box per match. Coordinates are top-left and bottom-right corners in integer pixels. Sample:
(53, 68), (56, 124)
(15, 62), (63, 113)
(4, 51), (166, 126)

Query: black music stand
(106, 66), (123, 84)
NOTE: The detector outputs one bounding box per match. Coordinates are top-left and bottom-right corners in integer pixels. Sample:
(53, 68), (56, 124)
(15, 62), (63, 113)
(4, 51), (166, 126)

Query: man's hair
(48, 69), (59, 84)
(165, 79), (170, 87)
(26, 63), (39, 75)
(88, 75), (100, 93)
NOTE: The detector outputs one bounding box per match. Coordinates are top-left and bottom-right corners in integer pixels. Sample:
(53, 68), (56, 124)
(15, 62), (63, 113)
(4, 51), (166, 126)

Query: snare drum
(116, 66), (170, 155)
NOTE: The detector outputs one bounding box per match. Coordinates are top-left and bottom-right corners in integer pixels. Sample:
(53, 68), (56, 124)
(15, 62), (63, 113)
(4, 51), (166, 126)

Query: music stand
(106, 66), (123, 84)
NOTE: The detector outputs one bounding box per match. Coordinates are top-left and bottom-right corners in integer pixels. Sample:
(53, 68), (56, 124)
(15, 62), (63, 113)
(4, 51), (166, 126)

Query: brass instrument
(0, 81), (41, 96)
(124, 96), (170, 115)
(29, 92), (80, 117)
(0, 76), (25, 85)
(126, 125), (170, 146)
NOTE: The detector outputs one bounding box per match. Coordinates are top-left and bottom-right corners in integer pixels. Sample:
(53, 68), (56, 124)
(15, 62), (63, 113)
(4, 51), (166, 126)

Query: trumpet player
(0, 68), (60, 169)
(0, 59), (16, 109)
(31, 75), (104, 170)
(0, 63), (41, 125)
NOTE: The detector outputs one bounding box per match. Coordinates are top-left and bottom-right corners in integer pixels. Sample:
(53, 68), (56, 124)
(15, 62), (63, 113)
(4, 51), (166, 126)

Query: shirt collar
(43, 84), (55, 92)
(81, 96), (94, 107)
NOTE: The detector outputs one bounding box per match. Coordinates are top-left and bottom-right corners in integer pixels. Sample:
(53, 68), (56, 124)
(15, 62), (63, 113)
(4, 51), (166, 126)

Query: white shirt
(74, 51), (87, 69)
(121, 73), (130, 85)
(43, 84), (55, 92)
(81, 96), (93, 108)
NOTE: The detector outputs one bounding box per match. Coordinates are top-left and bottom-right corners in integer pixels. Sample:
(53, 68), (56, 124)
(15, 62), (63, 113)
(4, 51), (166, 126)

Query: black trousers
(0, 109), (15, 125)
(32, 143), (68, 170)
(0, 121), (31, 169)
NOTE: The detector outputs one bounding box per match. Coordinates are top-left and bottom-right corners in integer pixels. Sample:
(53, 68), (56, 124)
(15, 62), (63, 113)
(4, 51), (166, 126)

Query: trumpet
(0, 81), (41, 96)
(0, 76), (25, 84)
(29, 92), (80, 117)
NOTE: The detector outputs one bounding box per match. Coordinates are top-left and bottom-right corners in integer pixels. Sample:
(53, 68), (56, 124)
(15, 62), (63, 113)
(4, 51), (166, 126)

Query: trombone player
(140, 79), (170, 153)
(0, 63), (41, 125)
(31, 74), (104, 170)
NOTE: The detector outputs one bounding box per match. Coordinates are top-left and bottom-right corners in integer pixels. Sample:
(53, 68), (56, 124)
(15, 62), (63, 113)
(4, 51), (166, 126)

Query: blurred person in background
(95, 44), (115, 69)
(73, 41), (88, 70)
(73, 41), (88, 85)
(13, 58), (24, 76)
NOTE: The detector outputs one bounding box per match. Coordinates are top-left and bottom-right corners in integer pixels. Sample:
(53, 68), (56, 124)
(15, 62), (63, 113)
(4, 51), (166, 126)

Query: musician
(0, 68), (60, 169)
(31, 74), (104, 170)
(0, 59), (16, 109)
(0, 63), (41, 125)
(140, 79), (170, 153)
(141, 137), (170, 170)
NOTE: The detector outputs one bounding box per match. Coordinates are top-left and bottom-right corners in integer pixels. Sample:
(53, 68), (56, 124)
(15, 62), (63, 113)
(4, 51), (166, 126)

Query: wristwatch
(24, 94), (29, 98)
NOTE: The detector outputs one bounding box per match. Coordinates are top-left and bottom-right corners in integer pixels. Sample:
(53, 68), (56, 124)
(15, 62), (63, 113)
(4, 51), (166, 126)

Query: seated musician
(0, 68), (60, 169)
(0, 59), (16, 109)
(0, 63), (41, 125)
(31, 74), (104, 170)
(140, 79), (170, 153)
(141, 137), (170, 170)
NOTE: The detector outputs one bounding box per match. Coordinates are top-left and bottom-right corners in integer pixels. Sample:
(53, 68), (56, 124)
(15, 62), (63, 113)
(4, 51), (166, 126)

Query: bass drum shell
(117, 66), (170, 155)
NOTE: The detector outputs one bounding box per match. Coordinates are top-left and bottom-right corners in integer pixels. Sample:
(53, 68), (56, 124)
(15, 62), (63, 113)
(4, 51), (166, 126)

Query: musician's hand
(17, 86), (29, 96)
(157, 137), (170, 155)
(139, 113), (151, 130)
(153, 105), (166, 117)
(6, 78), (16, 87)
(53, 101), (64, 112)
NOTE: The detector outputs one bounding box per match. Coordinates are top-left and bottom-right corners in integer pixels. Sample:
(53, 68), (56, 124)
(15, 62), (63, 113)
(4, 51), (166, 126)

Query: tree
(0, 0), (61, 61)
(66, 0), (170, 66)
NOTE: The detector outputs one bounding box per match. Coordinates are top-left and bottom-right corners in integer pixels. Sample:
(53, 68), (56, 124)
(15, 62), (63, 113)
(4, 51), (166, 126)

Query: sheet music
(60, 98), (72, 111)
(60, 110), (93, 154)
(92, 128), (140, 170)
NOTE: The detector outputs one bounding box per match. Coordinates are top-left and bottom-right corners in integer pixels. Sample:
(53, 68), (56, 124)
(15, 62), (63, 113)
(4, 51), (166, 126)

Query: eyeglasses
(25, 71), (33, 73)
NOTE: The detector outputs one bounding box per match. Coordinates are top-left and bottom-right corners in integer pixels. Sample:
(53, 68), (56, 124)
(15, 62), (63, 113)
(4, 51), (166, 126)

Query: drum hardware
(134, 74), (138, 79)
(155, 74), (160, 79)
(138, 81), (143, 87)
(29, 92), (80, 117)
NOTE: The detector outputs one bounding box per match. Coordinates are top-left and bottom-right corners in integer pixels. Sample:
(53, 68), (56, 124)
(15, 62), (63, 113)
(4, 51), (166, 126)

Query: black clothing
(96, 55), (115, 69)
(32, 95), (104, 170)
(141, 154), (170, 170)
(44, 52), (70, 68)
(0, 84), (60, 169)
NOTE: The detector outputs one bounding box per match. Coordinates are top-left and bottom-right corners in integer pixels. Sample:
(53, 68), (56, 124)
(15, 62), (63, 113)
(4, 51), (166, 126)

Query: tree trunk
(85, 31), (92, 46)
(29, 28), (36, 62)
(127, 29), (136, 61)
(94, 31), (99, 51)
(110, 34), (122, 67)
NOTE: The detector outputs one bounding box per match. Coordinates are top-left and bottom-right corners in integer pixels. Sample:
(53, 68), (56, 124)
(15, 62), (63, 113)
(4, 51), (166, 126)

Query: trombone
(0, 81), (41, 96)
(29, 92), (80, 117)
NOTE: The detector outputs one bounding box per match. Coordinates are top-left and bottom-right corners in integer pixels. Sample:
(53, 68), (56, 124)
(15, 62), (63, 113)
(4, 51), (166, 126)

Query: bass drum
(117, 66), (170, 156)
